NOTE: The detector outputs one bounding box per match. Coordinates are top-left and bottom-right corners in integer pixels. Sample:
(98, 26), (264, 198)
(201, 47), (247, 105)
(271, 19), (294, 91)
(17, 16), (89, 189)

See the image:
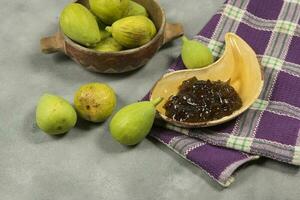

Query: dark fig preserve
(163, 77), (242, 123)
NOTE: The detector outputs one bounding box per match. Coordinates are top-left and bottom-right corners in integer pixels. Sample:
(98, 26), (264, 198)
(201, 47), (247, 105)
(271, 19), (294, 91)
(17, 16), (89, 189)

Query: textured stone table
(0, 0), (299, 199)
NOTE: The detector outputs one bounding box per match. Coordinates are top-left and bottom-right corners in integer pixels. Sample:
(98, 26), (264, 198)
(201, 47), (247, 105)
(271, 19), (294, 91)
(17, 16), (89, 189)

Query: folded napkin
(146, 0), (300, 187)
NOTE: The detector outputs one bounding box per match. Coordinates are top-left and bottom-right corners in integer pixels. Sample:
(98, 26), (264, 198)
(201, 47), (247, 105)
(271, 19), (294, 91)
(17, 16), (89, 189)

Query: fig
(93, 37), (123, 52)
(89, 0), (129, 25)
(59, 3), (101, 46)
(181, 36), (214, 69)
(36, 94), (77, 135)
(109, 98), (162, 146)
(74, 83), (117, 123)
(124, 1), (148, 17)
(106, 16), (157, 48)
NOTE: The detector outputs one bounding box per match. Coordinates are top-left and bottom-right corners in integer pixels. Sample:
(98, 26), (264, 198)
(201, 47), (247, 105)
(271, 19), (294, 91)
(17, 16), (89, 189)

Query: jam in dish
(163, 77), (242, 123)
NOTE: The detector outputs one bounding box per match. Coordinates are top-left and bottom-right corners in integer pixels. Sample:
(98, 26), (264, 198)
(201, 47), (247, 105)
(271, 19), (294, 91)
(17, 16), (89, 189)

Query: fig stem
(151, 97), (163, 106)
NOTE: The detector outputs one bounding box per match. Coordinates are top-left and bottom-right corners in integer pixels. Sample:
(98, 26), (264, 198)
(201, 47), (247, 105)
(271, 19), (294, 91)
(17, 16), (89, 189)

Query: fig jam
(163, 77), (242, 123)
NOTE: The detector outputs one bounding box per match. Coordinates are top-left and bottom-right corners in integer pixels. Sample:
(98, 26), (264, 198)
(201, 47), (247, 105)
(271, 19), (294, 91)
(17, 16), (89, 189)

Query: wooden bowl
(40, 0), (184, 73)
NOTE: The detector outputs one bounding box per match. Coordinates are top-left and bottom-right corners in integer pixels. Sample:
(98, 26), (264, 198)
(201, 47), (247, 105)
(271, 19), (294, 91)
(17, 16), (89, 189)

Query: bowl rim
(63, 0), (167, 55)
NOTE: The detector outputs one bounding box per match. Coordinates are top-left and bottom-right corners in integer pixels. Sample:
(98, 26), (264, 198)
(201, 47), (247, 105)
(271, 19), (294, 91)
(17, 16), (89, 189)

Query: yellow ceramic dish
(150, 33), (264, 128)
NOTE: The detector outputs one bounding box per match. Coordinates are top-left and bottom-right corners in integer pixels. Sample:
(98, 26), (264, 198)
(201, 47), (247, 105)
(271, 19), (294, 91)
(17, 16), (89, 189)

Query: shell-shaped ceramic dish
(150, 33), (264, 128)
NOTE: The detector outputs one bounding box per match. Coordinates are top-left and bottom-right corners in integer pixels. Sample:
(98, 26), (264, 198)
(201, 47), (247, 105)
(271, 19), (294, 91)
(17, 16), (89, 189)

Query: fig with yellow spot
(74, 83), (117, 123)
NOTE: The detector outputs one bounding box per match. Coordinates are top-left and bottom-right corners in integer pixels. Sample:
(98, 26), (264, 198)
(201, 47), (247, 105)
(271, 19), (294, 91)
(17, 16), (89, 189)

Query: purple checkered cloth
(146, 0), (300, 187)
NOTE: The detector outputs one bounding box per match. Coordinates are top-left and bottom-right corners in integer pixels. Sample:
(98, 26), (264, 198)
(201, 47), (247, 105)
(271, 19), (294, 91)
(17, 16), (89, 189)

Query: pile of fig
(36, 83), (162, 146)
(36, 83), (116, 135)
(59, 0), (157, 52)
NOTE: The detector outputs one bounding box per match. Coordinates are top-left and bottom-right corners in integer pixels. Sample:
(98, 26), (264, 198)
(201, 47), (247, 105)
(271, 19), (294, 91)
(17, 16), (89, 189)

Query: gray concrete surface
(0, 0), (300, 199)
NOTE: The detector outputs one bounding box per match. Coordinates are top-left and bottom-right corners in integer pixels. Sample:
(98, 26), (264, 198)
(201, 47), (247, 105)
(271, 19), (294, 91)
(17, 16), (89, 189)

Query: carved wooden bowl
(40, 0), (184, 73)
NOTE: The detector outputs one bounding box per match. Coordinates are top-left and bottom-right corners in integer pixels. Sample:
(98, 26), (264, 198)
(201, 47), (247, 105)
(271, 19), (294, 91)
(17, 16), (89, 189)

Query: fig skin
(93, 37), (123, 52)
(36, 94), (77, 135)
(74, 83), (117, 123)
(181, 36), (214, 69)
(124, 0), (148, 17)
(60, 3), (101, 47)
(109, 98), (162, 146)
(89, 0), (129, 25)
(106, 16), (157, 48)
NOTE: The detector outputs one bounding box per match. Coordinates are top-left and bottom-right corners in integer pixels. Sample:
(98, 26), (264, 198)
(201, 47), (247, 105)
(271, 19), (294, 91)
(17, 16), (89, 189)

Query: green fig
(124, 1), (148, 17)
(181, 36), (214, 69)
(106, 16), (157, 48)
(36, 94), (77, 135)
(109, 98), (163, 146)
(93, 37), (123, 52)
(89, 0), (129, 25)
(59, 3), (101, 46)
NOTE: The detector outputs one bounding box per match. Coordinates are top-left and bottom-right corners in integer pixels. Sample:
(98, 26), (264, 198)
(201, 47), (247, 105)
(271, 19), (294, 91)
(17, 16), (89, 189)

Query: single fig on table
(89, 0), (129, 25)
(106, 16), (157, 48)
(93, 37), (123, 52)
(59, 3), (101, 46)
(109, 98), (163, 146)
(181, 36), (214, 69)
(124, 0), (148, 17)
(74, 83), (117, 123)
(36, 94), (77, 135)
